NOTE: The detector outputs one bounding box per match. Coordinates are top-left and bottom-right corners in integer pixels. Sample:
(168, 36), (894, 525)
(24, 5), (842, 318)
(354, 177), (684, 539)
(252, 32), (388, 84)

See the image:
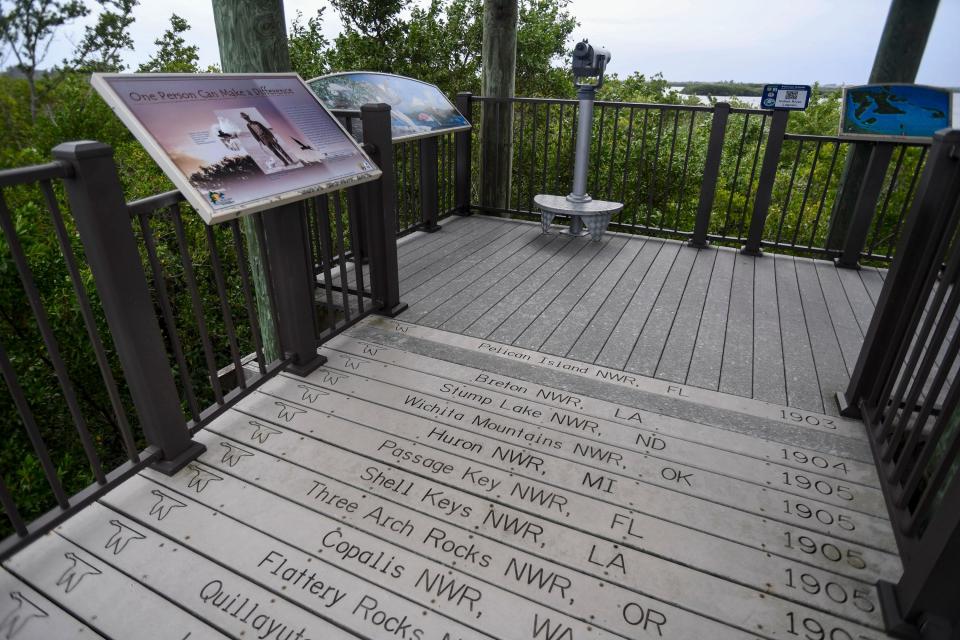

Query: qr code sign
(784, 90), (799, 100)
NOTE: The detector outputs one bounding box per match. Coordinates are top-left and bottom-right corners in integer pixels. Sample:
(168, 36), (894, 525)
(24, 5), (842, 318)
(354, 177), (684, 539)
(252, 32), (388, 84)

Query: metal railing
(459, 94), (929, 264)
(841, 129), (960, 638)
(0, 103), (404, 557)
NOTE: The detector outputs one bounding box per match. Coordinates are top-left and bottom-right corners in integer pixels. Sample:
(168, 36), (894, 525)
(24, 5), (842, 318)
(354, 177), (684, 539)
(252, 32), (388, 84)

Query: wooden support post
(362, 103), (408, 317)
(419, 136), (441, 232)
(690, 102), (730, 248)
(835, 143), (895, 269)
(455, 92), (473, 215)
(211, 0), (293, 362)
(742, 110), (789, 256)
(480, 0), (518, 212)
(52, 141), (204, 474)
(826, 0), (940, 250)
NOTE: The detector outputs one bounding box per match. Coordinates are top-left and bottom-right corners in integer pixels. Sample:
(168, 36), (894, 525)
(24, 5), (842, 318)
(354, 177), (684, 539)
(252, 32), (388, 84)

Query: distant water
(679, 94), (763, 108)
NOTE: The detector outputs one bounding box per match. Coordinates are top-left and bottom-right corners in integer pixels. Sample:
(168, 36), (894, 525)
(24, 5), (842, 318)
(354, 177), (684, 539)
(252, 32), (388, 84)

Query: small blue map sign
(840, 84), (951, 141)
(761, 84), (812, 111)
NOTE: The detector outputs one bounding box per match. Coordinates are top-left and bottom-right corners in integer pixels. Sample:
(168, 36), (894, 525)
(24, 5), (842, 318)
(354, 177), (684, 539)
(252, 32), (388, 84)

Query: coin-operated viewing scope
(571, 39), (610, 88)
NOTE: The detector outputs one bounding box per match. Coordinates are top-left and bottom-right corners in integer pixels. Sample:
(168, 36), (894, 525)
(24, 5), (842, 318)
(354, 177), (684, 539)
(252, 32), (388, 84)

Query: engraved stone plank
(564, 239), (663, 363)
(50, 502), (358, 639)
(403, 226), (543, 319)
(814, 261), (865, 376)
(624, 244), (699, 377)
(328, 335), (884, 490)
(795, 259), (851, 416)
(537, 238), (645, 357)
(248, 378), (896, 553)
(421, 232), (559, 328)
(6, 529), (228, 639)
(226, 396), (896, 638)
(440, 234), (573, 334)
(101, 476), (497, 640)
(466, 237), (597, 340)
(488, 237), (616, 345)
(721, 252), (758, 399)
(596, 242), (682, 370)
(199, 414), (892, 637)
(360, 317), (870, 444)
(655, 248), (719, 383)
(513, 237), (631, 351)
(750, 252), (788, 405)
(142, 445), (720, 640)
(775, 254), (824, 412)
(685, 247), (736, 390)
(304, 361), (888, 520)
(0, 566), (100, 638)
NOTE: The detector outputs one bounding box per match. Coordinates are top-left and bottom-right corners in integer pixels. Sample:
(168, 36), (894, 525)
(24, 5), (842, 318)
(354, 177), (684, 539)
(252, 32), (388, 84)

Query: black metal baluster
(792, 141), (822, 249)
(807, 141), (841, 249)
(673, 111), (696, 231)
(204, 225), (245, 390)
(229, 220), (266, 374)
(722, 113), (750, 237)
(774, 140), (804, 247)
(605, 106), (621, 201)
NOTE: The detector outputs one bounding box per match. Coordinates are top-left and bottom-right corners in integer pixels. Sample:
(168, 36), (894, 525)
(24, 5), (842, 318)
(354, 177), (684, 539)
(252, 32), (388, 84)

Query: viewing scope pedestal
(535, 39), (622, 241)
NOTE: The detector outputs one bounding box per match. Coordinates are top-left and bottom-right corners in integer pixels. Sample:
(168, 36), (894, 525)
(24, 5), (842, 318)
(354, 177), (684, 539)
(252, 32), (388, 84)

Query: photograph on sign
(308, 72), (470, 142)
(840, 84), (951, 141)
(91, 73), (381, 224)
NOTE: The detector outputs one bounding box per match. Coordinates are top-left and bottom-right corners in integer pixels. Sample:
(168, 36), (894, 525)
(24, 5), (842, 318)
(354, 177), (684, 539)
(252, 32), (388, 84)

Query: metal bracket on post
(742, 109), (789, 256)
(835, 142), (895, 269)
(52, 141), (204, 474)
(259, 204), (326, 376)
(690, 102), (730, 248)
(419, 136), (441, 232)
(362, 103), (408, 317)
(454, 92), (473, 216)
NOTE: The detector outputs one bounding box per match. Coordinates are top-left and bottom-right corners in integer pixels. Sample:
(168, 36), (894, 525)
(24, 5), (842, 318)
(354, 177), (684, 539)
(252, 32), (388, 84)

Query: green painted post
(211, 0), (293, 361)
(825, 0), (940, 251)
(480, 0), (518, 213)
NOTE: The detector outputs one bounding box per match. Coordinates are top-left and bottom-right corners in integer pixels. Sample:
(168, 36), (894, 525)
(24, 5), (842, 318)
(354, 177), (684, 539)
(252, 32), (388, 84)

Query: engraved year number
(784, 568), (875, 612)
(782, 472), (855, 501)
(784, 531), (867, 570)
(780, 410), (837, 430)
(782, 499), (856, 531)
(781, 448), (848, 475)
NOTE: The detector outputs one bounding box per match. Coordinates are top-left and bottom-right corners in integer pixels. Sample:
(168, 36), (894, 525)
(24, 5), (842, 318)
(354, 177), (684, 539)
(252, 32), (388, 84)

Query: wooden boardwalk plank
(815, 261), (865, 376)
(465, 237), (597, 340)
(441, 234), (573, 334)
(625, 244), (699, 377)
(595, 242), (682, 370)
(513, 236), (631, 351)
(655, 248), (719, 383)
(859, 268), (886, 305)
(421, 233), (560, 328)
(402, 224), (540, 309)
(538, 237), (647, 357)
(837, 267), (876, 335)
(775, 254), (824, 412)
(685, 247), (736, 391)
(0, 566), (100, 638)
(399, 221), (515, 292)
(796, 258), (851, 416)
(488, 236), (615, 344)
(717, 251), (756, 399)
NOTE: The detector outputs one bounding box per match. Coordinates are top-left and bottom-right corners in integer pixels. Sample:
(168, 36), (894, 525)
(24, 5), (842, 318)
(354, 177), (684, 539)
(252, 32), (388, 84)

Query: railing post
(362, 103), (408, 317)
(259, 203), (326, 375)
(52, 141), (204, 474)
(839, 129), (960, 417)
(455, 92), (473, 215)
(690, 102), (730, 248)
(834, 142), (895, 269)
(419, 136), (441, 232)
(741, 109), (789, 255)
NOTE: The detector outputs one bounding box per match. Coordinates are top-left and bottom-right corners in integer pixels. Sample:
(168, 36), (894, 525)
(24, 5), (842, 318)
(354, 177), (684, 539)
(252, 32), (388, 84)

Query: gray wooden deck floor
(1, 316), (900, 640)
(395, 215), (886, 417)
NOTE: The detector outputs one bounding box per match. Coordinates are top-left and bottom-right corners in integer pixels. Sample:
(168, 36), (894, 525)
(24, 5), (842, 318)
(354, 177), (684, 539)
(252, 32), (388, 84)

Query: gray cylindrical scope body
(568, 86), (596, 203)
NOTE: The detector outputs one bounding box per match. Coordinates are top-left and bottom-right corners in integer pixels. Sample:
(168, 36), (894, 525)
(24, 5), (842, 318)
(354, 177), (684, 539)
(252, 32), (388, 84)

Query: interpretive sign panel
(840, 84), (952, 141)
(91, 73), (381, 224)
(307, 72), (470, 142)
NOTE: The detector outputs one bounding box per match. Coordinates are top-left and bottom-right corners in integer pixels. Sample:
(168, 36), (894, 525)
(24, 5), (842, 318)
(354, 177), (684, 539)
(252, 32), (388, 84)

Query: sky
(20, 0), (960, 88)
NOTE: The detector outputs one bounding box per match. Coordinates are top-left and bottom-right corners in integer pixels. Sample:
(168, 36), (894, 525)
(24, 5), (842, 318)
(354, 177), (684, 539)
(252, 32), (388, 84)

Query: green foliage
(288, 9), (330, 80)
(66, 0), (138, 73)
(137, 13), (200, 73)
(674, 81), (765, 96)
